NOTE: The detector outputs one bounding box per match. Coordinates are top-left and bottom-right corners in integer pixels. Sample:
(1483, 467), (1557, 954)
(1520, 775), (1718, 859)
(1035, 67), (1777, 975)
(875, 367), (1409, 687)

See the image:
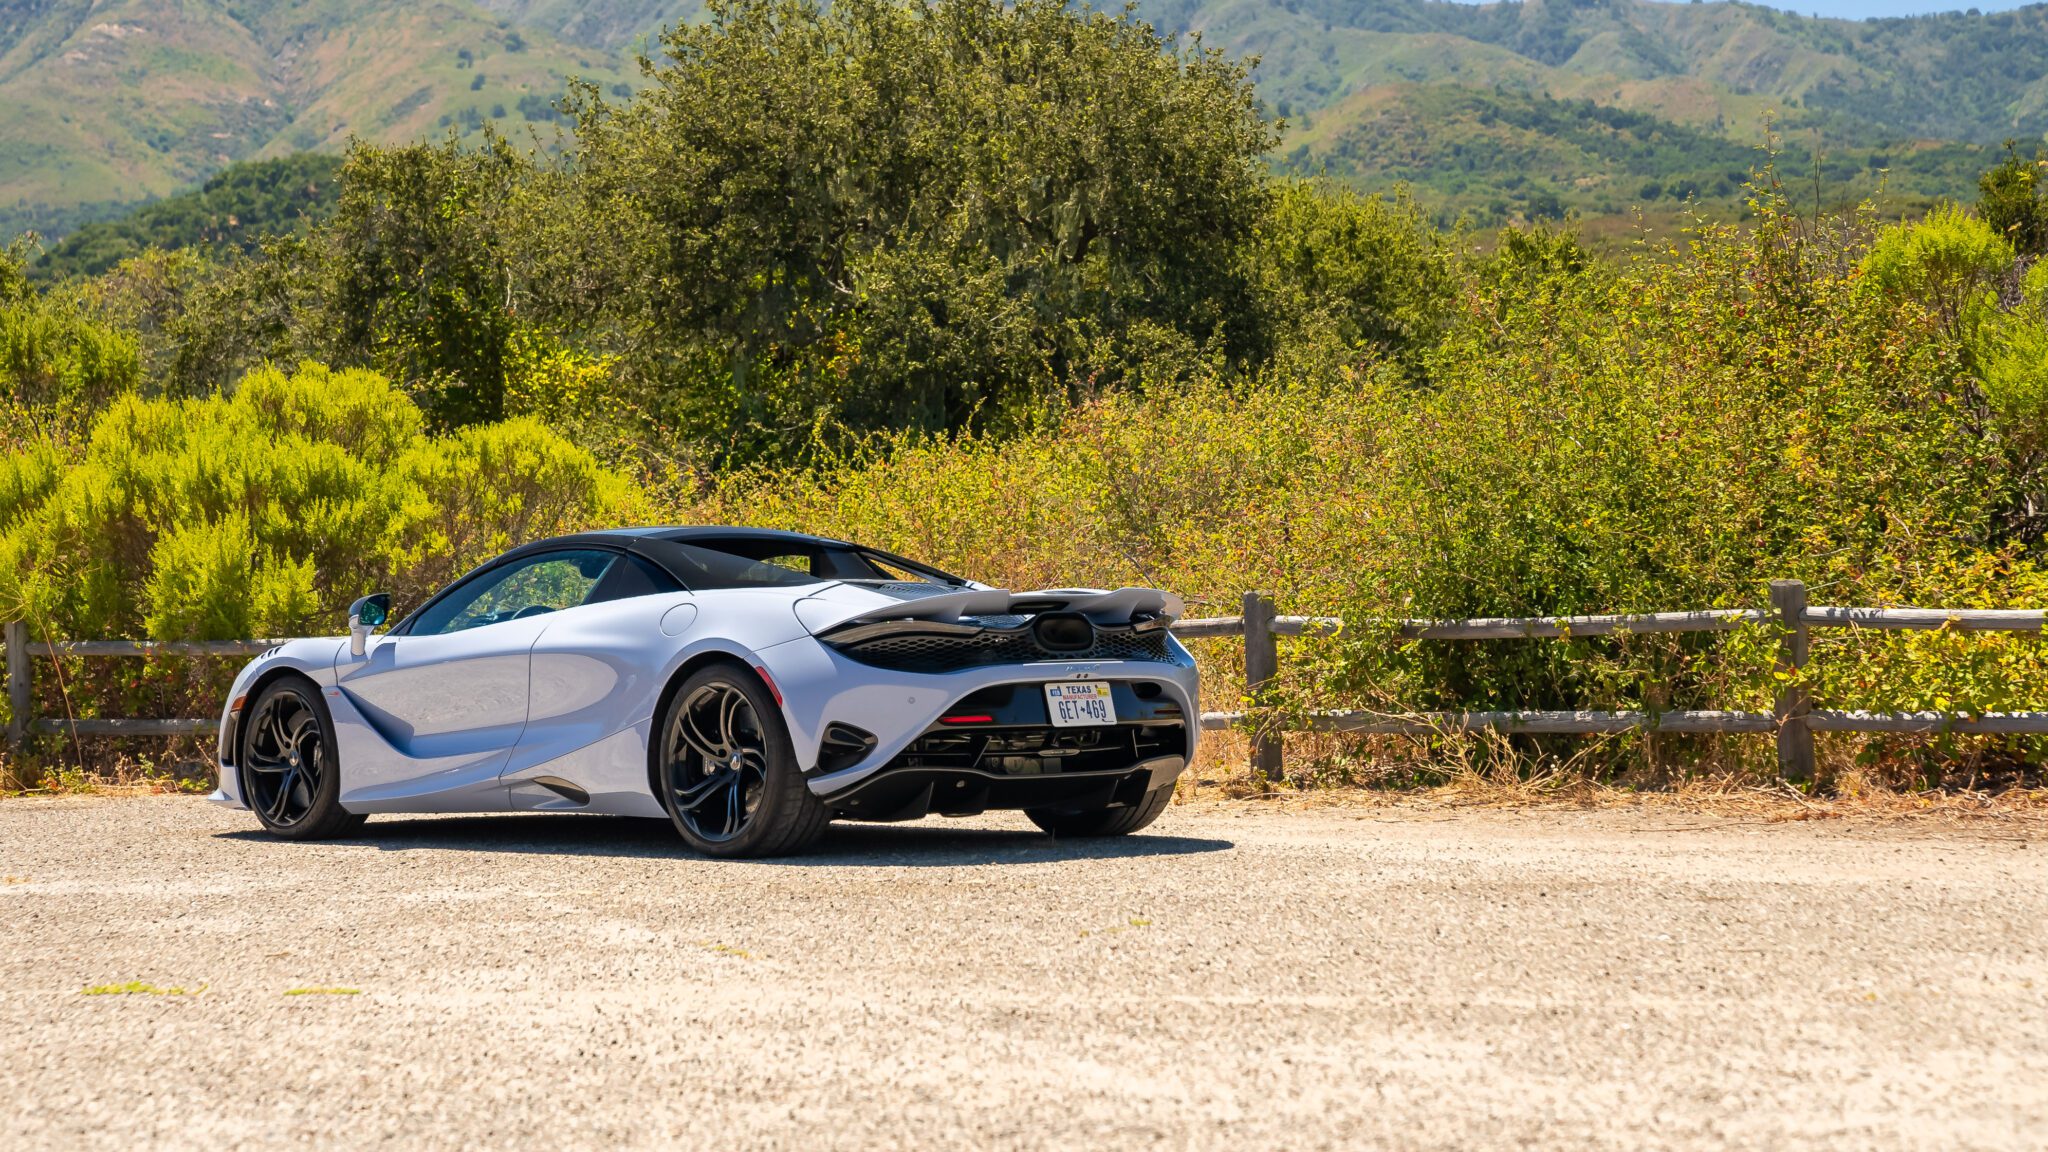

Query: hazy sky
(1442, 1), (2038, 16)
(1734, 1), (2033, 15)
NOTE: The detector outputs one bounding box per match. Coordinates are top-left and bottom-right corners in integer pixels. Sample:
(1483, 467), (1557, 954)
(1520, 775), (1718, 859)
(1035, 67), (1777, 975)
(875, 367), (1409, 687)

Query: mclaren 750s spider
(212, 527), (1199, 857)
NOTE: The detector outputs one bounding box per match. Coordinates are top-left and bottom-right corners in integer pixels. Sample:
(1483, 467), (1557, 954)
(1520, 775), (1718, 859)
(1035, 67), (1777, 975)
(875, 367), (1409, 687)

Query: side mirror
(348, 593), (391, 658)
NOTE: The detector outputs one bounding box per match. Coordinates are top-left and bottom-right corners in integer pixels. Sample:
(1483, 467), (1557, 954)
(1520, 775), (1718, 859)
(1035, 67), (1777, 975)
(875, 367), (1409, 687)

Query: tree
(161, 137), (530, 429)
(320, 136), (529, 428)
(1977, 141), (2048, 256)
(0, 244), (141, 447)
(559, 0), (1276, 462)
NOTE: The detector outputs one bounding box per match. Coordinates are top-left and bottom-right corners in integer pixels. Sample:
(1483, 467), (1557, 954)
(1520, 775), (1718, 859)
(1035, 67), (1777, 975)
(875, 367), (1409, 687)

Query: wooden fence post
(1242, 591), (1283, 784)
(1770, 580), (1814, 782)
(5, 620), (27, 753)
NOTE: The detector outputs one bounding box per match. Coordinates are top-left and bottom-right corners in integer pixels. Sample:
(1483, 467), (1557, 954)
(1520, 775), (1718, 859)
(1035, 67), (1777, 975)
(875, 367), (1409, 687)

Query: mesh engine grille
(832, 626), (1173, 673)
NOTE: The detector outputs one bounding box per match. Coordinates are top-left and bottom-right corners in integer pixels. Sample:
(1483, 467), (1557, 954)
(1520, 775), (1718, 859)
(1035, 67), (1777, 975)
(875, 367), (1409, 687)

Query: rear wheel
(240, 678), (363, 840)
(1026, 783), (1175, 838)
(658, 664), (828, 858)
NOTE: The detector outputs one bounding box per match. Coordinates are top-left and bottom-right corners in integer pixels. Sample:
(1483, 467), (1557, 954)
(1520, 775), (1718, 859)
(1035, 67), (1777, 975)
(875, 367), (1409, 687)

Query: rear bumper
(809, 676), (1194, 820)
(820, 754), (1186, 822)
(769, 632), (1202, 796)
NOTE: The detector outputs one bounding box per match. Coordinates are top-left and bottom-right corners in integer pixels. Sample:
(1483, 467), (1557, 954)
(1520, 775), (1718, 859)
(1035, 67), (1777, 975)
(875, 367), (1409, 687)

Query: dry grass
(0, 747), (215, 797)
(9, 733), (2046, 828)
(1174, 727), (2048, 826)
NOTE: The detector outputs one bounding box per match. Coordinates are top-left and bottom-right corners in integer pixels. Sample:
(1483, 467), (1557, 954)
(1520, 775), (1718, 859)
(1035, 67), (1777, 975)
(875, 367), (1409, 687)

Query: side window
(643, 541), (829, 590)
(585, 553), (685, 604)
(409, 550), (618, 636)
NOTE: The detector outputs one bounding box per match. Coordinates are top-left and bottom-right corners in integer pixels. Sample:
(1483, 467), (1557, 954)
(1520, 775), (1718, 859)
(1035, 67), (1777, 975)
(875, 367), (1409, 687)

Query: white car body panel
(211, 531), (1199, 828)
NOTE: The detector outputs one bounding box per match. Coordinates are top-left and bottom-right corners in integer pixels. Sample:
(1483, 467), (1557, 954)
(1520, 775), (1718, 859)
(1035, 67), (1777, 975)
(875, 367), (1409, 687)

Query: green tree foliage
(158, 139), (529, 427)
(139, 0), (1424, 466)
(1859, 202), (2013, 341)
(552, 0), (1276, 461)
(0, 363), (642, 642)
(320, 139), (527, 428)
(1973, 263), (2048, 539)
(1248, 181), (1458, 376)
(1976, 142), (2048, 256)
(0, 246), (141, 447)
(697, 192), (2048, 759)
(30, 155), (344, 283)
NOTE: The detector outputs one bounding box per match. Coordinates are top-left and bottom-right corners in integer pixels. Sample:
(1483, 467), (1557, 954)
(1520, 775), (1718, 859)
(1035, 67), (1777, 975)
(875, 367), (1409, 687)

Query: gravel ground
(1, 796), (2043, 1151)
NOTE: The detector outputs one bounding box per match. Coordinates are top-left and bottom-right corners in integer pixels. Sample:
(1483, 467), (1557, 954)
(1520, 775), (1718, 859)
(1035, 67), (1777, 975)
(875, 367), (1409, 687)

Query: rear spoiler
(792, 584), (1186, 639)
(839, 586), (1185, 626)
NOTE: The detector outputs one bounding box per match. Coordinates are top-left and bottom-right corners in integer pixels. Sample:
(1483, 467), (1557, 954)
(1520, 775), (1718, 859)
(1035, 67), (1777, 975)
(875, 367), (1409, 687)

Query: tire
(239, 677), (364, 840)
(1026, 783), (1176, 838)
(656, 663), (829, 858)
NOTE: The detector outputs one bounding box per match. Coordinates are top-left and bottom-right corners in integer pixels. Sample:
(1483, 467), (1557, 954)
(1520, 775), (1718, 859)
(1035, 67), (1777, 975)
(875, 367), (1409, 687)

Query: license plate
(1044, 682), (1116, 727)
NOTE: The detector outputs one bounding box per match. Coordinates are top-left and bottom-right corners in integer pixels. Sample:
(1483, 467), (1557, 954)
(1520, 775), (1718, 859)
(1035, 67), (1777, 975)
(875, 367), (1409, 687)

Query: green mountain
(9, 0), (2048, 240)
(1148, 0), (2048, 143)
(29, 153), (343, 280)
(0, 0), (627, 236)
(1164, 0), (2048, 219)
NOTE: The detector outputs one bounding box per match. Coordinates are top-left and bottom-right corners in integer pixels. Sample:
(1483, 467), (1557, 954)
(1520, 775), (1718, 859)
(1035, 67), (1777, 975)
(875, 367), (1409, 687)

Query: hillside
(0, 0), (626, 237)
(1285, 82), (2006, 225)
(1153, 0), (2048, 221)
(28, 154), (343, 280)
(1149, 0), (2048, 145)
(8, 0), (2048, 237)
(470, 0), (698, 51)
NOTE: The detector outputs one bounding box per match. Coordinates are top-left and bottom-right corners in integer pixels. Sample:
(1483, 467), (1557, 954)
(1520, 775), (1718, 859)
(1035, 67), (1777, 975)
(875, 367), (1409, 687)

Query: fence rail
(1179, 580), (2048, 782)
(7, 581), (2048, 779)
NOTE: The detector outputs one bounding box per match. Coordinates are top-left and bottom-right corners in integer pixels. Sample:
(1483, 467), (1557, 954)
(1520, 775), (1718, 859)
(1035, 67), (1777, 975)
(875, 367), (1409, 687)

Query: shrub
(0, 248), (141, 447)
(1976, 142), (2048, 256)
(1858, 202), (2012, 340)
(0, 362), (643, 642)
(689, 201), (2048, 775)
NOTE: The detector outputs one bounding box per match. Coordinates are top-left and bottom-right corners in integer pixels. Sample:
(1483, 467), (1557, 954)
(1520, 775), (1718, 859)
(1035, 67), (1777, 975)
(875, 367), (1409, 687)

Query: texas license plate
(1044, 682), (1116, 727)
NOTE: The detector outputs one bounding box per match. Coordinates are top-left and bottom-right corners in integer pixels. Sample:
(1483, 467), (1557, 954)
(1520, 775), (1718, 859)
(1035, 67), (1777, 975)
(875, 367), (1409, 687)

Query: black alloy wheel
(667, 680), (769, 842)
(659, 665), (828, 858)
(240, 678), (363, 839)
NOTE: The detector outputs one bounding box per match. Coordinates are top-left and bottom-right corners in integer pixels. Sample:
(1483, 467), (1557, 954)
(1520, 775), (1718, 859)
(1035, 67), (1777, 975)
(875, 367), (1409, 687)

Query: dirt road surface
(1, 796), (2042, 1150)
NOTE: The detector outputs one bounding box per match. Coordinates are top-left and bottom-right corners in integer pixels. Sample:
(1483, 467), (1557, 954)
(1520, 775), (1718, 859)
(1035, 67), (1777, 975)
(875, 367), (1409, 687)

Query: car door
(335, 548), (620, 802)
(505, 552), (691, 812)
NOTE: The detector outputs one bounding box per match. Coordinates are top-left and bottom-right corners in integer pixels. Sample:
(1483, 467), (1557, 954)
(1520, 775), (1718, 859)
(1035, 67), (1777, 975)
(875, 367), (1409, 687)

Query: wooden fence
(7, 579), (2048, 780)
(2, 622), (275, 746)
(1179, 580), (2048, 782)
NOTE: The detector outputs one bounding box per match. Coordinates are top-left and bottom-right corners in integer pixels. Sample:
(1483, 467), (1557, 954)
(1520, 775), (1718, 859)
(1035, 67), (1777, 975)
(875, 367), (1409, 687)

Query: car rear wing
(837, 586), (1185, 627)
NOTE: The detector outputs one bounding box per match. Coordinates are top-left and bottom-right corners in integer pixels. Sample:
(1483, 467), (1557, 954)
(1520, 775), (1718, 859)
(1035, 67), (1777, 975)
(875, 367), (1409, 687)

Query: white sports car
(211, 528), (1199, 856)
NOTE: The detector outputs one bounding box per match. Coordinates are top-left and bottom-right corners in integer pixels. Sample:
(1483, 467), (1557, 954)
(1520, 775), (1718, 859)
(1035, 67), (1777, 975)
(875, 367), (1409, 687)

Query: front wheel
(240, 677), (364, 840)
(1026, 783), (1175, 838)
(657, 664), (829, 858)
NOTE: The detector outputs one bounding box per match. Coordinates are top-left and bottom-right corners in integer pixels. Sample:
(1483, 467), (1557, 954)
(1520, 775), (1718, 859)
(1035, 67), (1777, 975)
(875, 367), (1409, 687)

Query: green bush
(0, 362), (644, 642)
(0, 248), (141, 447)
(692, 199), (2048, 778)
(1858, 202), (2012, 341)
(1976, 142), (2048, 256)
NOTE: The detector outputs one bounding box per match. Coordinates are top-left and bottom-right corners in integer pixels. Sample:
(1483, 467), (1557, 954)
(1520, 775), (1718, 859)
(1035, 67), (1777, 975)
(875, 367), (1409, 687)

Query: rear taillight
(939, 714), (994, 725)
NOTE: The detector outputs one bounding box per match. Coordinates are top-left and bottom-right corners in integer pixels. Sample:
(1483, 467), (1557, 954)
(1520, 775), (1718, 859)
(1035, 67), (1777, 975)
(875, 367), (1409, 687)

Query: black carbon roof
(515, 525), (858, 550)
